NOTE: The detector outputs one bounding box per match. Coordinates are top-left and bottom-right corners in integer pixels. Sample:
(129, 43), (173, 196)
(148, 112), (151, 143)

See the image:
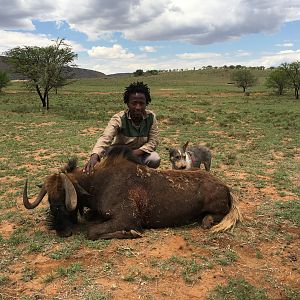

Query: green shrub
(0, 71), (10, 92)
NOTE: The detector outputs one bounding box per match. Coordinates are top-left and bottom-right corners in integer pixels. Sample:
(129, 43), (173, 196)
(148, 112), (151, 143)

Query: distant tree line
(134, 62), (300, 99)
(1, 39), (300, 104)
(133, 69), (159, 76)
(143, 65), (267, 73)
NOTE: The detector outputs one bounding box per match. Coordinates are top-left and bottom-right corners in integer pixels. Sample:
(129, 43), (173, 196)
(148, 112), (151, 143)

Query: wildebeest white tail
(210, 194), (243, 233)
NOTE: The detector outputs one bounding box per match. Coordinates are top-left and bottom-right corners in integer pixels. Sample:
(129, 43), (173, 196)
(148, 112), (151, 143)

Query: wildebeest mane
(60, 157), (78, 173)
(101, 146), (142, 167)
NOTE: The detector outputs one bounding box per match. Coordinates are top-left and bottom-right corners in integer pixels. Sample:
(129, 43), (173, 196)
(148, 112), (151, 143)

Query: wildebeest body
(86, 158), (232, 239)
(23, 150), (241, 240)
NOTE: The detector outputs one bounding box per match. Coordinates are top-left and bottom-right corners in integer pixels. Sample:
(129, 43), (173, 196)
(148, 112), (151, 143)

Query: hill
(0, 55), (107, 79)
(0, 55), (27, 80)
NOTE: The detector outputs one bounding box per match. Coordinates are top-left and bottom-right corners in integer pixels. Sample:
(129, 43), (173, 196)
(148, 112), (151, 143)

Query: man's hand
(83, 153), (100, 174)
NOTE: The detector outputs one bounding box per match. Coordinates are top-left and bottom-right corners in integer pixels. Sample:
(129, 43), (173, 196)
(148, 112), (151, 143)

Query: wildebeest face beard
(46, 209), (55, 230)
(47, 204), (77, 237)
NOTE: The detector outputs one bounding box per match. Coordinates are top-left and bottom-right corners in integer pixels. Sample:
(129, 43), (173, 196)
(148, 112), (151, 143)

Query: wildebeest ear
(76, 184), (93, 197)
(183, 141), (189, 152)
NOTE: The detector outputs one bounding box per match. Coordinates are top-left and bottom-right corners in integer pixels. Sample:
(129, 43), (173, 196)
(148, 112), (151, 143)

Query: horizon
(1, 1), (300, 75)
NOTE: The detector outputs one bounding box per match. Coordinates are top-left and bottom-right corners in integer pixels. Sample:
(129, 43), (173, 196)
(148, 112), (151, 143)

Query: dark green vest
(120, 113), (154, 137)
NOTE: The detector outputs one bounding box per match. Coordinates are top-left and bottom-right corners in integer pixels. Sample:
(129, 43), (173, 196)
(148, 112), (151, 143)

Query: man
(84, 81), (160, 173)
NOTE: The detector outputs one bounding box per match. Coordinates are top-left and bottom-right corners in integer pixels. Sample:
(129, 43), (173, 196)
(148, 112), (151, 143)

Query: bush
(231, 69), (257, 92)
(0, 71), (10, 92)
(133, 69), (144, 76)
(265, 68), (289, 95)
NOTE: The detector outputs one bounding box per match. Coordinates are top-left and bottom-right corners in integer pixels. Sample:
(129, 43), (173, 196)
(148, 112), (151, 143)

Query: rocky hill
(0, 56), (107, 79)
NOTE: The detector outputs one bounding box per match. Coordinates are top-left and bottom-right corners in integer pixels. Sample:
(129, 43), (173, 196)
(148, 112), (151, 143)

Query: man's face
(127, 93), (147, 120)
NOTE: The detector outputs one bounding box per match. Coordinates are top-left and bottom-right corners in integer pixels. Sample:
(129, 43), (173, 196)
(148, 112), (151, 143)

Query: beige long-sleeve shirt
(91, 109), (159, 157)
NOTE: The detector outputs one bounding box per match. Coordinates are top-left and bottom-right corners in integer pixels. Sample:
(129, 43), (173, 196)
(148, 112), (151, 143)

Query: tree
(281, 61), (300, 99)
(0, 70), (10, 92)
(231, 69), (258, 92)
(134, 69), (144, 76)
(5, 38), (77, 109)
(145, 69), (158, 75)
(265, 68), (289, 95)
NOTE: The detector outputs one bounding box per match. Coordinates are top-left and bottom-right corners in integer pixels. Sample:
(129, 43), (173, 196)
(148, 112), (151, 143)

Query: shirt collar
(125, 109), (148, 120)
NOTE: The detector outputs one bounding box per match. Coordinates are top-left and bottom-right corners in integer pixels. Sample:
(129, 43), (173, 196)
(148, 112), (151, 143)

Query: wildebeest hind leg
(202, 214), (225, 229)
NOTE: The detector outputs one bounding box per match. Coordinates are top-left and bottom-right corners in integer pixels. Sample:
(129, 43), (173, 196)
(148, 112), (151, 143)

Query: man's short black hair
(123, 81), (151, 105)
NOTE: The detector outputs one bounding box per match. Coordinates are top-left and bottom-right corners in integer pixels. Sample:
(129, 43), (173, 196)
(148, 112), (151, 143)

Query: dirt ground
(1, 161), (299, 300)
(0, 89), (299, 299)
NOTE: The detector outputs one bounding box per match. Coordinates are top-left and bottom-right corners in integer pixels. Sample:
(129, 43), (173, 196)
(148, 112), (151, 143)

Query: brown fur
(26, 152), (242, 239)
(85, 155), (242, 239)
(45, 174), (63, 198)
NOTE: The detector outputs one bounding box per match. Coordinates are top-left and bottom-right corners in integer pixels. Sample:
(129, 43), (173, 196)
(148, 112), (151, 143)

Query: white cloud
(0, 0), (52, 30)
(235, 50), (252, 57)
(139, 46), (158, 53)
(276, 42), (294, 47)
(87, 44), (135, 59)
(1, 0), (300, 74)
(0, 30), (51, 53)
(245, 50), (300, 67)
(121, 0), (300, 44)
(0, 30), (86, 54)
(1, 0), (300, 44)
(176, 52), (221, 59)
(278, 49), (296, 54)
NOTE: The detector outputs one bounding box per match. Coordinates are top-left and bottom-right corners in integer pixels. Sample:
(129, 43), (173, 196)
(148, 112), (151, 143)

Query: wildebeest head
(23, 172), (79, 237)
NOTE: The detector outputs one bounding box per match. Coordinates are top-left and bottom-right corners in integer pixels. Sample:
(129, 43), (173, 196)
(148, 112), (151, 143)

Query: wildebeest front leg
(96, 229), (142, 239)
(87, 217), (141, 240)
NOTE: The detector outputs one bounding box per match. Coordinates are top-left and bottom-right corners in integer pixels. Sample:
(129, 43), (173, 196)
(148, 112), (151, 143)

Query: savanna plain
(0, 69), (299, 300)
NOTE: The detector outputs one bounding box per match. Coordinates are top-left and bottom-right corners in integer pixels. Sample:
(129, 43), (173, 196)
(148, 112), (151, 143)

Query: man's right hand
(83, 153), (100, 174)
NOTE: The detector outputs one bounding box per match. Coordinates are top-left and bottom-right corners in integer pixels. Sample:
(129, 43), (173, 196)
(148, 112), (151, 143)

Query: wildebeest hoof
(87, 231), (99, 240)
(57, 228), (73, 238)
(130, 229), (142, 238)
(202, 215), (214, 229)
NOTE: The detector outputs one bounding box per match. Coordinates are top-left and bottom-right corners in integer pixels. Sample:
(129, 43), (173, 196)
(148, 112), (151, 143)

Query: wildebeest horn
(59, 173), (77, 211)
(23, 179), (47, 209)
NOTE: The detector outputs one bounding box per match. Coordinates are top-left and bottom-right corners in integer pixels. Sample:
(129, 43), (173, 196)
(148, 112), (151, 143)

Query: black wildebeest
(23, 147), (242, 239)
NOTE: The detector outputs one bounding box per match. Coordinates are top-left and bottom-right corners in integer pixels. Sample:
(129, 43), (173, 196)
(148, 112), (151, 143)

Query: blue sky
(1, 0), (300, 74)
